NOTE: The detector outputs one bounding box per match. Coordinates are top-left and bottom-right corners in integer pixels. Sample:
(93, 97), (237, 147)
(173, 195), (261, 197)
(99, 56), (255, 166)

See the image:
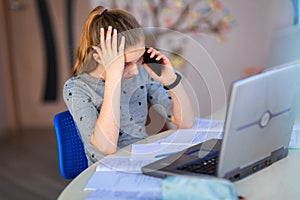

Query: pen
(159, 142), (193, 145)
(155, 151), (180, 158)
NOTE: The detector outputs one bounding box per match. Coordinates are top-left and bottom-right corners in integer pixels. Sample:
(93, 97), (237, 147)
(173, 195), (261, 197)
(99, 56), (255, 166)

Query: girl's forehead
(124, 45), (145, 62)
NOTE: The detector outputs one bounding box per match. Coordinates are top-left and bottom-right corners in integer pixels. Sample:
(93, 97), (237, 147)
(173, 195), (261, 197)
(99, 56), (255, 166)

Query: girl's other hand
(143, 47), (177, 86)
(92, 26), (125, 78)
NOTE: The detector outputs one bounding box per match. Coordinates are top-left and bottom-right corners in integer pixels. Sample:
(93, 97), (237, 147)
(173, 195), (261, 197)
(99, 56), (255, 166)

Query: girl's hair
(73, 6), (145, 76)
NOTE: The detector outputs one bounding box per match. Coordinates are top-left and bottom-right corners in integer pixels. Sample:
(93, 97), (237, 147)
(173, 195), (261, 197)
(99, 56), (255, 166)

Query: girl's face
(122, 44), (145, 80)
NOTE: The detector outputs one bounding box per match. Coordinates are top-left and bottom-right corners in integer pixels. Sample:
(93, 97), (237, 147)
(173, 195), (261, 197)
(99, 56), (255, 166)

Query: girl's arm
(143, 48), (195, 128)
(90, 26), (125, 154)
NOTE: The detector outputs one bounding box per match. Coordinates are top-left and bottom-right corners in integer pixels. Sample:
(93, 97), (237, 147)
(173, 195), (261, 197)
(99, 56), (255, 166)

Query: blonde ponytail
(73, 6), (106, 76)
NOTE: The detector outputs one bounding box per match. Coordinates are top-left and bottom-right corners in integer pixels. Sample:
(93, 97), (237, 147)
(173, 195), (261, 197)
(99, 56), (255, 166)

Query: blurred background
(0, 0), (299, 199)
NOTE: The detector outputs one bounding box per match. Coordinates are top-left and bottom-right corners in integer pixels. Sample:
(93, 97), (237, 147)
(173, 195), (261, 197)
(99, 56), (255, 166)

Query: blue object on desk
(161, 176), (238, 200)
(54, 110), (88, 179)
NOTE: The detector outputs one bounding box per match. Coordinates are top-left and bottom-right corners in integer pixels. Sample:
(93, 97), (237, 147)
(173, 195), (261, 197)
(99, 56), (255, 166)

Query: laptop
(142, 63), (300, 181)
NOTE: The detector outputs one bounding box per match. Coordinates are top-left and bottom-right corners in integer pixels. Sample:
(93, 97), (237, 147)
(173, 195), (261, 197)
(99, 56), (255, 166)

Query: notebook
(142, 63), (300, 181)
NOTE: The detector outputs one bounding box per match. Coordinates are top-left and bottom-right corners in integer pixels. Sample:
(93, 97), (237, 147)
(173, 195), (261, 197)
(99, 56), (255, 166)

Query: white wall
(268, 1), (300, 66)
(171, 0), (297, 117)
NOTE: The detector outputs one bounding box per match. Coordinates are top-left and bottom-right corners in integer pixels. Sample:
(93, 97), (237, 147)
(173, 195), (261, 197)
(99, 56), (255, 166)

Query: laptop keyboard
(177, 155), (219, 175)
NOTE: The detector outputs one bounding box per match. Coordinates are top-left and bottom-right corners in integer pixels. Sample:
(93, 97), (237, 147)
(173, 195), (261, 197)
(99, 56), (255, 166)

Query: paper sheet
(131, 142), (190, 160)
(158, 129), (223, 145)
(192, 118), (224, 132)
(84, 171), (161, 191)
(131, 128), (223, 160)
(96, 156), (154, 173)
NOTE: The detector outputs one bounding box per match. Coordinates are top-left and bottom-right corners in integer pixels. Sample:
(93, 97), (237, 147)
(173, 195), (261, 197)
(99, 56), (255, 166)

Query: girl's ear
(92, 52), (101, 64)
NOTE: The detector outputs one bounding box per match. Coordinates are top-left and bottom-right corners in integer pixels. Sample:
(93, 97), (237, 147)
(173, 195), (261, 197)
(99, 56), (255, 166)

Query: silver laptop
(142, 63), (300, 181)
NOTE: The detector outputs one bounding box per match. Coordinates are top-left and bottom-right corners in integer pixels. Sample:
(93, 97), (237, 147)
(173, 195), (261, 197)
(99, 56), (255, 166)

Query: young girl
(63, 6), (194, 165)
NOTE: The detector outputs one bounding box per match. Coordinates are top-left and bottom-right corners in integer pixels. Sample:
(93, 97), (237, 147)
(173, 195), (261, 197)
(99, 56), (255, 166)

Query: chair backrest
(53, 111), (88, 179)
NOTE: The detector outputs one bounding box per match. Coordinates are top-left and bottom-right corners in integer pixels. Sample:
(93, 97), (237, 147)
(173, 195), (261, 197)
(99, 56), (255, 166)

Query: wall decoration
(242, 66), (265, 78)
(93, 0), (235, 39)
(91, 0), (235, 69)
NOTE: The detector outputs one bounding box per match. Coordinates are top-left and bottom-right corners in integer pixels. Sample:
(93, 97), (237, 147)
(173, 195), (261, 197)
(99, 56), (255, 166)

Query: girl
(63, 6), (194, 165)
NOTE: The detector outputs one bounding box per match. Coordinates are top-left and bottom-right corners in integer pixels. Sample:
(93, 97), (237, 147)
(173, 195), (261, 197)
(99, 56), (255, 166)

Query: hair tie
(99, 9), (108, 17)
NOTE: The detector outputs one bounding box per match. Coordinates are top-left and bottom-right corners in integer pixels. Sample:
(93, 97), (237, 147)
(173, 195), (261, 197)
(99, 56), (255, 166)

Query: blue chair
(53, 111), (88, 179)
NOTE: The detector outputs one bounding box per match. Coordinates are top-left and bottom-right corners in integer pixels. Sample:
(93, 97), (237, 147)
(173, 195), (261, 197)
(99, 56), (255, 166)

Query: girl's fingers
(156, 54), (163, 61)
(106, 26), (112, 50)
(100, 28), (105, 47)
(155, 51), (161, 58)
(150, 51), (156, 58)
(112, 29), (117, 51)
(147, 47), (169, 65)
(100, 28), (106, 54)
(148, 48), (162, 58)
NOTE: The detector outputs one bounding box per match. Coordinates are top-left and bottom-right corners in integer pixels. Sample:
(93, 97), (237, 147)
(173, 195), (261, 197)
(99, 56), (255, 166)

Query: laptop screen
(218, 63), (300, 178)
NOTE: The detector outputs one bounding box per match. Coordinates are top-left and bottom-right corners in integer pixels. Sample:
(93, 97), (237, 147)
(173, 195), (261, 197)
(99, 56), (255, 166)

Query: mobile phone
(143, 48), (163, 76)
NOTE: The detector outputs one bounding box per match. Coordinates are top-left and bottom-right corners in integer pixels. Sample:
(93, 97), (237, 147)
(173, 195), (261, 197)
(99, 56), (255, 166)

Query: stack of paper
(130, 118), (224, 160)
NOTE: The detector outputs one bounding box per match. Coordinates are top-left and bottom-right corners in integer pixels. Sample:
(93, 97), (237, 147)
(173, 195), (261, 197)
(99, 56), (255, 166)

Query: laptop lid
(218, 63), (300, 178)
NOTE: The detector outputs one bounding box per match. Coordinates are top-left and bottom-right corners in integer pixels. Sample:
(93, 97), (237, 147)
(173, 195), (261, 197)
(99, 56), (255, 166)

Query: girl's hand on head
(143, 47), (177, 86)
(92, 26), (125, 78)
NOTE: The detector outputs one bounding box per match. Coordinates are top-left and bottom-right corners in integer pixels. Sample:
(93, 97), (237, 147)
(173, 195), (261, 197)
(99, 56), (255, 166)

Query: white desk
(58, 127), (300, 200)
